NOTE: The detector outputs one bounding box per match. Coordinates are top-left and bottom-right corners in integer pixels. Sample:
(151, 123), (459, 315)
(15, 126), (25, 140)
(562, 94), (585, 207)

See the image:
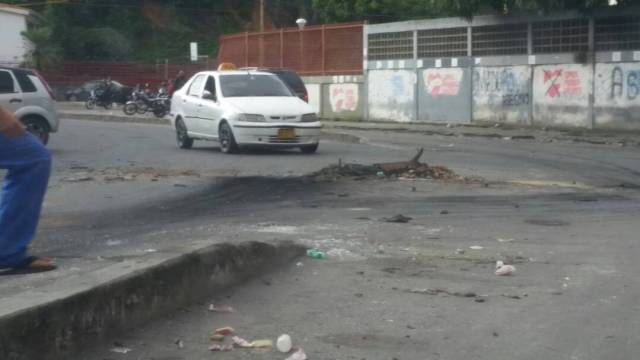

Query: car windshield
(220, 74), (293, 97)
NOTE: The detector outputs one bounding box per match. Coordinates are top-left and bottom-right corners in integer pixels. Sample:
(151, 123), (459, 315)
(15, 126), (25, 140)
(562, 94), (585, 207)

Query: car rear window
(272, 71), (306, 92)
(13, 70), (37, 93)
(220, 74), (293, 97)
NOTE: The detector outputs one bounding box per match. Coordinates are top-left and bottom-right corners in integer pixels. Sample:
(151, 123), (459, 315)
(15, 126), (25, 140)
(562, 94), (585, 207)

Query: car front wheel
(176, 119), (193, 149)
(219, 122), (239, 154)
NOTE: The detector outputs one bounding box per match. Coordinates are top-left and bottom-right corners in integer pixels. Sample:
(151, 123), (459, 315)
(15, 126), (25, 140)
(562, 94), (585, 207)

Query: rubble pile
(310, 148), (459, 181)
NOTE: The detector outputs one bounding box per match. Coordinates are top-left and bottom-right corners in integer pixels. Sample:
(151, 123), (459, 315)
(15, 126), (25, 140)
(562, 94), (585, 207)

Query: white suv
(0, 66), (59, 144)
(170, 70), (321, 154)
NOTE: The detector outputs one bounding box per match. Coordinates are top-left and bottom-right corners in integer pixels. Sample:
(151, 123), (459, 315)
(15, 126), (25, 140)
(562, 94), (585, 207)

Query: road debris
(495, 261), (516, 276)
(174, 339), (184, 349)
(455, 248), (466, 255)
(232, 336), (253, 348)
(250, 339), (273, 348)
(497, 238), (515, 243)
(210, 334), (225, 342)
(277, 334), (293, 353)
(109, 346), (132, 354)
(286, 348), (308, 360)
(213, 326), (235, 336)
(208, 303), (235, 313)
(469, 246), (484, 250)
(306, 249), (326, 259)
(309, 148), (459, 181)
(382, 214), (412, 223)
(63, 175), (95, 182)
(209, 344), (233, 352)
(406, 288), (477, 298)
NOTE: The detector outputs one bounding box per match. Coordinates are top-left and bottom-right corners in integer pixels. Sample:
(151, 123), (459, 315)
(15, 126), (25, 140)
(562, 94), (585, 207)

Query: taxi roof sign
(217, 63), (237, 71)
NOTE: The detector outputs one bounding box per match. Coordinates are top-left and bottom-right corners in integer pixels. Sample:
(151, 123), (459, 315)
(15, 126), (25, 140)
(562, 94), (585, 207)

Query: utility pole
(259, 0), (265, 32)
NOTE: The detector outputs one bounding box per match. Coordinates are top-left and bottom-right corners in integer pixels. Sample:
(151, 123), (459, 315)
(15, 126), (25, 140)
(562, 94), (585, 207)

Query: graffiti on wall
(329, 84), (359, 113)
(610, 66), (640, 100)
(368, 70), (415, 122)
(543, 69), (583, 98)
(473, 67), (530, 107)
(424, 68), (462, 97)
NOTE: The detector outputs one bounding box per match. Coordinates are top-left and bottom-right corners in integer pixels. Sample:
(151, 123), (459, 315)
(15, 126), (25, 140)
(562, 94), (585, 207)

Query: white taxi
(170, 66), (322, 154)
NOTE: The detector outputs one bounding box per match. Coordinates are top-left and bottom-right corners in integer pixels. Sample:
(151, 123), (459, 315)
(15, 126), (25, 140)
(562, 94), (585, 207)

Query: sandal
(0, 256), (57, 275)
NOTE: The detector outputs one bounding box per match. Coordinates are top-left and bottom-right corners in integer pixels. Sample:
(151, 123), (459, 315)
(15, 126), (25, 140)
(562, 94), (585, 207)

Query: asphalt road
(3, 118), (640, 359)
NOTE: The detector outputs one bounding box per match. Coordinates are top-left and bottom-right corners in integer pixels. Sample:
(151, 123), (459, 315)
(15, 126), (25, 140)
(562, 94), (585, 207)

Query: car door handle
(9, 98), (22, 103)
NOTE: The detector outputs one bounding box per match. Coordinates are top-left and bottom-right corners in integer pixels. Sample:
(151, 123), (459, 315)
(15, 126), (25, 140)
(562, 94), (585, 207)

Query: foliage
(3, 0), (634, 63)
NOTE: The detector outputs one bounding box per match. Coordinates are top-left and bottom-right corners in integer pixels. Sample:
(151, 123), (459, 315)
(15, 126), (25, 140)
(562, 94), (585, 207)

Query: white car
(170, 70), (322, 154)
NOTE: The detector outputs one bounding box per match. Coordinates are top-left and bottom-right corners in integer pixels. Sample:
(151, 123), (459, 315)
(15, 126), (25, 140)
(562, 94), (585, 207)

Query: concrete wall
(473, 66), (531, 124)
(532, 64), (592, 128)
(594, 62), (640, 129)
(367, 70), (415, 122)
(303, 75), (364, 120)
(0, 10), (30, 66)
(419, 67), (472, 123)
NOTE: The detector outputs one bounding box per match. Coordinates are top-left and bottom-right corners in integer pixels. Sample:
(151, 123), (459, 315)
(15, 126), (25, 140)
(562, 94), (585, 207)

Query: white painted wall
(533, 64), (592, 127)
(0, 9), (30, 66)
(367, 70), (415, 122)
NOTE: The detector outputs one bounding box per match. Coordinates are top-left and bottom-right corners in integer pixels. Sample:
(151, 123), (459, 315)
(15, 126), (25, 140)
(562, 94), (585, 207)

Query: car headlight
(238, 114), (266, 122)
(301, 113), (318, 122)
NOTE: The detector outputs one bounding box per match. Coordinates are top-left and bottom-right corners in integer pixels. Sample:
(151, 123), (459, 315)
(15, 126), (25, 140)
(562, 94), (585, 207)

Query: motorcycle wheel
(85, 98), (96, 110)
(136, 100), (149, 114)
(153, 105), (167, 118)
(123, 102), (138, 115)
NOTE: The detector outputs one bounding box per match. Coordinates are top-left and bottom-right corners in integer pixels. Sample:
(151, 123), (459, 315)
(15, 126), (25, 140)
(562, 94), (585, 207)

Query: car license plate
(278, 128), (296, 140)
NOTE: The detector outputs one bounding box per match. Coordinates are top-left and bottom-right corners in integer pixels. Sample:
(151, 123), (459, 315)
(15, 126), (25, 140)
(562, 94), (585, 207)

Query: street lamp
(296, 18), (307, 73)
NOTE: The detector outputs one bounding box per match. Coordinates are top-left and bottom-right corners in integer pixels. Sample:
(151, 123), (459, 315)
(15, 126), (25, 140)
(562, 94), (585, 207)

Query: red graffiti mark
(331, 87), (357, 112)
(544, 69), (563, 98)
(563, 70), (582, 97)
(427, 74), (460, 96)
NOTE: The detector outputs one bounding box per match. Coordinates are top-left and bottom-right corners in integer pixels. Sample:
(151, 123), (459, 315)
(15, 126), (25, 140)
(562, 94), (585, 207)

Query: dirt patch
(61, 166), (201, 183)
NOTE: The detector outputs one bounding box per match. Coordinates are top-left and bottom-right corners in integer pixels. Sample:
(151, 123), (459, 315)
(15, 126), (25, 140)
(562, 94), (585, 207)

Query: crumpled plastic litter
(232, 336), (253, 348)
(213, 326), (235, 336)
(277, 334), (293, 353)
(286, 348), (308, 360)
(110, 346), (132, 354)
(495, 261), (516, 276)
(249, 339), (273, 348)
(209, 344), (233, 352)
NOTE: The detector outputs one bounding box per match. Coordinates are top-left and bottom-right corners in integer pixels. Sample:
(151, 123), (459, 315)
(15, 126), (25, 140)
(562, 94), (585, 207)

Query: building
(0, 3), (32, 67)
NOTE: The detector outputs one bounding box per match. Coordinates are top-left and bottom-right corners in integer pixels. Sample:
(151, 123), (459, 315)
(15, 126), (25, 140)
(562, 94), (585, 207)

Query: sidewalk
(56, 102), (640, 147)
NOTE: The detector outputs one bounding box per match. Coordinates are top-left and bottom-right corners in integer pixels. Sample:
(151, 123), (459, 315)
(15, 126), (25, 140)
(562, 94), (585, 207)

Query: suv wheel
(22, 117), (50, 145)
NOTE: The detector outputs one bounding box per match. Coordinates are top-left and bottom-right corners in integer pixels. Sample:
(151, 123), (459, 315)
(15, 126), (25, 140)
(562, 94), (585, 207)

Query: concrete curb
(0, 241), (305, 360)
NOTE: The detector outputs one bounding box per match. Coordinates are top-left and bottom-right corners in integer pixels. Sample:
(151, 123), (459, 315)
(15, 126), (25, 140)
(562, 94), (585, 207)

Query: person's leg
(0, 132), (51, 268)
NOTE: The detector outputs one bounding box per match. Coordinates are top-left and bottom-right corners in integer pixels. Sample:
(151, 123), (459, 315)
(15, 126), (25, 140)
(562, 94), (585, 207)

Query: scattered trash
(495, 261), (516, 276)
(469, 246), (484, 250)
(174, 339), (184, 349)
(232, 336), (253, 348)
(440, 210), (449, 215)
(110, 346), (132, 354)
(250, 339), (273, 348)
(306, 249), (326, 259)
(286, 348), (308, 360)
(502, 294), (521, 300)
(475, 298), (486, 303)
(277, 334), (293, 353)
(295, 262), (304, 267)
(406, 288), (476, 298)
(210, 334), (225, 342)
(455, 248), (465, 255)
(208, 303), (235, 313)
(213, 326), (235, 336)
(209, 344), (233, 352)
(497, 238), (514, 243)
(309, 148), (458, 181)
(144, 248), (158, 253)
(63, 176), (95, 183)
(382, 214), (412, 223)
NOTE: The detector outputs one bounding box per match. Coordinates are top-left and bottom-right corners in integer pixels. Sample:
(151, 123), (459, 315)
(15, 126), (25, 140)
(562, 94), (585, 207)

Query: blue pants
(0, 133), (51, 268)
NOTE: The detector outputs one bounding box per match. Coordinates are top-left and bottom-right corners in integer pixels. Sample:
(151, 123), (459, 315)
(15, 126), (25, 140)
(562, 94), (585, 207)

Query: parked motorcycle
(85, 80), (115, 110)
(123, 88), (170, 118)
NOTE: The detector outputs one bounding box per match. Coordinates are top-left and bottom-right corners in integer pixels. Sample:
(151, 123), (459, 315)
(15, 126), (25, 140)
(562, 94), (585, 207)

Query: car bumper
(232, 122), (322, 146)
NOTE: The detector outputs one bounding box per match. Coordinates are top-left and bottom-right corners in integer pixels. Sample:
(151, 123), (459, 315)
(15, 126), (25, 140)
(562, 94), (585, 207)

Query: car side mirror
(203, 90), (216, 102)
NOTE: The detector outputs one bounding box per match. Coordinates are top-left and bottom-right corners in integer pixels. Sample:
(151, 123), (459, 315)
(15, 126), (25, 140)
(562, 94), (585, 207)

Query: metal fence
(217, 22), (364, 75)
(366, 10), (640, 60)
